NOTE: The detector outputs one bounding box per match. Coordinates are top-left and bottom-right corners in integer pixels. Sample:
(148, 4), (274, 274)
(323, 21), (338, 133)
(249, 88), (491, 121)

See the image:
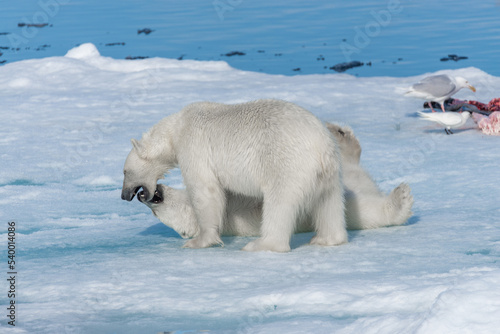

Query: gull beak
(468, 84), (476, 92)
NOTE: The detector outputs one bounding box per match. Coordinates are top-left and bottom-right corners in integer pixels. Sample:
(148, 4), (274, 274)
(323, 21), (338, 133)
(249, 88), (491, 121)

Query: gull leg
(440, 103), (446, 112)
(429, 103), (437, 113)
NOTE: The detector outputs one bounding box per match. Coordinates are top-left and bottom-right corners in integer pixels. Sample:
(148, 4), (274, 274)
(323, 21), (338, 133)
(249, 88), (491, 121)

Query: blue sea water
(1, 0), (499, 76)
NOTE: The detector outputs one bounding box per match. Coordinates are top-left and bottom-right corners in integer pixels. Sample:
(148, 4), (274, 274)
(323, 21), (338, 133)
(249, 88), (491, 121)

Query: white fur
(141, 123), (414, 239)
(122, 99), (347, 252)
(325, 123), (414, 230)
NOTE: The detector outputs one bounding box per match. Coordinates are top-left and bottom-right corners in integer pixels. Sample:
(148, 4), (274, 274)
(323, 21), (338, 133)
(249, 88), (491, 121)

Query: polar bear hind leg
(345, 182), (413, 230)
(242, 170), (347, 252)
(241, 191), (300, 252)
(385, 183), (414, 226)
(309, 181), (348, 246)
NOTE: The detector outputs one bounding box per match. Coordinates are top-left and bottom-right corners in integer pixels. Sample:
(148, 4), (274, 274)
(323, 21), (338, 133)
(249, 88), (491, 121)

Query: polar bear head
(121, 138), (170, 202)
(137, 184), (200, 238)
(121, 115), (180, 202)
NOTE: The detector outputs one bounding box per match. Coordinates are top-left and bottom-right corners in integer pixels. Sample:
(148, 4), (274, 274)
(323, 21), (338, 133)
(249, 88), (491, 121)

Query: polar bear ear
(130, 138), (145, 155)
(340, 125), (355, 138)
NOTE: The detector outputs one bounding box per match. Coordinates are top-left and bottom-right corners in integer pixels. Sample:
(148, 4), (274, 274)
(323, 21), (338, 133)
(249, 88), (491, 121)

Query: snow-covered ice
(1, 44), (499, 333)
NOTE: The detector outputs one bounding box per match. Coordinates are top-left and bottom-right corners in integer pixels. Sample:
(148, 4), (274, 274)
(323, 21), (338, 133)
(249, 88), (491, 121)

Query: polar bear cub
(139, 123), (414, 238)
(325, 123), (414, 229)
(122, 99), (346, 252)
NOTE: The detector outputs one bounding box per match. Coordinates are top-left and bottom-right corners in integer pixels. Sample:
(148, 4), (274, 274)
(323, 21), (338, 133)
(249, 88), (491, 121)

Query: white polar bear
(138, 123), (414, 238)
(325, 123), (414, 229)
(122, 99), (347, 252)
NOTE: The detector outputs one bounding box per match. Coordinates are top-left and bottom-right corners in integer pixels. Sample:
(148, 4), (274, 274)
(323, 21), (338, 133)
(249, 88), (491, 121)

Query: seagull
(405, 75), (476, 112)
(417, 111), (471, 135)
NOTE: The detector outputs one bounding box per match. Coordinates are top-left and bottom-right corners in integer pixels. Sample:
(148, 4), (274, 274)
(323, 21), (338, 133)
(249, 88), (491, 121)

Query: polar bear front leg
(182, 183), (225, 249)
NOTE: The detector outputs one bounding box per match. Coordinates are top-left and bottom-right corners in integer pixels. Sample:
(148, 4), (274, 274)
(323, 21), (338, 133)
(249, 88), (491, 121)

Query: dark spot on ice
(35, 44), (50, 51)
(329, 61), (364, 73)
(138, 28), (154, 35)
(222, 51), (246, 57)
(125, 55), (150, 60)
(18, 23), (50, 28)
(440, 54), (468, 62)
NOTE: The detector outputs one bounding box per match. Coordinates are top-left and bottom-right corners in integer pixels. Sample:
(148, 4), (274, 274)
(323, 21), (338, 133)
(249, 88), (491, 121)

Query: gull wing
(418, 111), (464, 127)
(412, 75), (457, 97)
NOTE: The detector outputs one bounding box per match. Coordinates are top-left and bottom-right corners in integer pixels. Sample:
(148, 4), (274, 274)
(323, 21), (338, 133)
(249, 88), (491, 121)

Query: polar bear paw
(242, 238), (291, 252)
(183, 235), (223, 249)
(387, 182), (414, 225)
(309, 232), (347, 247)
